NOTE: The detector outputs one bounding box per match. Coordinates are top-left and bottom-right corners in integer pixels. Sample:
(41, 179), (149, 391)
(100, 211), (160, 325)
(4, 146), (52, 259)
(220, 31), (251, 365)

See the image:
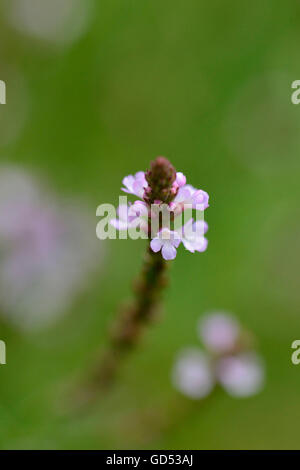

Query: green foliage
(0, 0), (300, 449)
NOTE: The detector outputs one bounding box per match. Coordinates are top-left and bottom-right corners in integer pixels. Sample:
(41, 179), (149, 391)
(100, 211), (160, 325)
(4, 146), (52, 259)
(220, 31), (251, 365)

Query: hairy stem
(92, 245), (168, 389)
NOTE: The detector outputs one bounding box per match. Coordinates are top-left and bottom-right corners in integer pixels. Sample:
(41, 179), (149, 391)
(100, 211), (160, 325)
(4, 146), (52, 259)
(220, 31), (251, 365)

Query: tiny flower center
(161, 229), (171, 240)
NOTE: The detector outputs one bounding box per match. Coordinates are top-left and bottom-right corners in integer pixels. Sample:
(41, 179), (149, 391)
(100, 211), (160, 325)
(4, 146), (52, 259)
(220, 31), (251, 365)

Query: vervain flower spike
(82, 157), (209, 401)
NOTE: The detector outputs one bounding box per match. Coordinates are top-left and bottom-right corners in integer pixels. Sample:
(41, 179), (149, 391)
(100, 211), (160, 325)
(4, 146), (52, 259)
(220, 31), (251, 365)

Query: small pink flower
(110, 204), (130, 230)
(150, 228), (181, 260)
(179, 219), (208, 253)
(111, 201), (148, 231)
(128, 200), (149, 232)
(118, 163), (209, 260)
(121, 172), (148, 198)
(174, 184), (209, 211)
(192, 189), (209, 210)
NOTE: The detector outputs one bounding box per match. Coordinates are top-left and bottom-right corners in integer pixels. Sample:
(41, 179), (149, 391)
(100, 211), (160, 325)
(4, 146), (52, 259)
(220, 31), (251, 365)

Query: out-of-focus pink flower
(172, 312), (265, 400)
(150, 228), (181, 260)
(198, 312), (240, 354)
(217, 353), (264, 397)
(172, 348), (214, 399)
(5, 0), (94, 48)
(179, 219), (208, 253)
(0, 166), (102, 330)
(121, 172), (148, 199)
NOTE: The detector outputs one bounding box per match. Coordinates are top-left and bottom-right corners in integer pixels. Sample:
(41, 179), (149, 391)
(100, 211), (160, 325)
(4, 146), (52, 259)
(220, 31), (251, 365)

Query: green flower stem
(93, 246), (168, 389)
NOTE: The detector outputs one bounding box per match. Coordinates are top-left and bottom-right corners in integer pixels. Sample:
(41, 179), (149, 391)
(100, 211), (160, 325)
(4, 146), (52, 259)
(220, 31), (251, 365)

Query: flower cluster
(172, 312), (265, 399)
(111, 157), (209, 260)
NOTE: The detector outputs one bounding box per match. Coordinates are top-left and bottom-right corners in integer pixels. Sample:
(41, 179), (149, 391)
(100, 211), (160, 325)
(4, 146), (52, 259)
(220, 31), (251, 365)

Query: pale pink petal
(133, 180), (146, 198)
(129, 200), (148, 217)
(194, 237), (208, 252)
(172, 236), (181, 248)
(182, 238), (196, 253)
(193, 220), (208, 236)
(121, 175), (135, 194)
(184, 184), (196, 193)
(176, 172), (186, 187)
(192, 190), (209, 210)
(117, 204), (129, 221)
(174, 186), (191, 203)
(150, 237), (163, 253)
(182, 218), (194, 236)
(110, 219), (129, 230)
(135, 171), (146, 180)
(162, 243), (177, 260)
(132, 172), (148, 198)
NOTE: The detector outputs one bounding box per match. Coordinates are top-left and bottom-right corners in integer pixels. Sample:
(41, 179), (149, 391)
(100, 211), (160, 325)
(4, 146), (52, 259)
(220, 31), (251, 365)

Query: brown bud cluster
(144, 156), (177, 205)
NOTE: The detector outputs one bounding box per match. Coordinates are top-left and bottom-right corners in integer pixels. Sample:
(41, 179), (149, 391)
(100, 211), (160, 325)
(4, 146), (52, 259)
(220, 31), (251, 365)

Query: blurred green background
(0, 0), (300, 449)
